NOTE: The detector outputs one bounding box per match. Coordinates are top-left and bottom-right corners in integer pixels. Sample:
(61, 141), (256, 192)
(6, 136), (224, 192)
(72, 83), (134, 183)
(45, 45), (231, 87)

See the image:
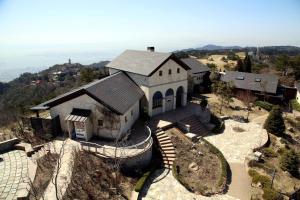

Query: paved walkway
(41, 139), (79, 200)
(204, 119), (268, 163)
(0, 150), (36, 200)
(204, 119), (268, 200)
(140, 169), (237, 200)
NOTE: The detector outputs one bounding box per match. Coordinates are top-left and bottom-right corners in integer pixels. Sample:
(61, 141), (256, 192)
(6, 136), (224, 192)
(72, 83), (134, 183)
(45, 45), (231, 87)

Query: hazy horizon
(0, 0), (300, 82)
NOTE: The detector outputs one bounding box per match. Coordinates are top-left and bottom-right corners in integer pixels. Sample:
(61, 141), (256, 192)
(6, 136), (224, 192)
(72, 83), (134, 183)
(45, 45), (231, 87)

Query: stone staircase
(155, 130), (175, 169)
(179, 115), (209, 136)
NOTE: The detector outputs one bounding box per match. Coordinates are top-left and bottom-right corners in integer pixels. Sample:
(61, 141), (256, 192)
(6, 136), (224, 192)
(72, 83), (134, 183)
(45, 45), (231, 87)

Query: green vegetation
(255, 101), (274, 111)
(206, 63), (218, 71)
(210, 113), (224, 133)
(291, 99), (300, 112)
(280, 149), (299, 177)
(236, 59), (244, 72)
(243, 53), (252, 73)
(248, 169), (282, 200)
(262, 148), (277, 158)
(134, 164), (157, 192)
(212, 81), (234, 114)
(227, 52), (239, 61)
(264, 106), (286, 136)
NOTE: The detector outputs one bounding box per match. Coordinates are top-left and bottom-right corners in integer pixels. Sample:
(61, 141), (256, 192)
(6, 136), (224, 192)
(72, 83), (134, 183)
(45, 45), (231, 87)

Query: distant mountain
(195, 44), (243, 51)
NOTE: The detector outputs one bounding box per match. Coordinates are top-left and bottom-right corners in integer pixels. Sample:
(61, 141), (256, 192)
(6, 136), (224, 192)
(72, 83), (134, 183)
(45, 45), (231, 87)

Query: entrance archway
(165, 88), (174, 112)
(176, 86), (184, 107)
(152, 91), (163, 116)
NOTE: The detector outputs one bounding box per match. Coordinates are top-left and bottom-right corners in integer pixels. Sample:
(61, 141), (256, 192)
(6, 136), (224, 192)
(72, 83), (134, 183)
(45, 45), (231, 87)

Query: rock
(188, 162), (199, 172)
(198, 151), (204, 156)
(288, 127), (294, 133)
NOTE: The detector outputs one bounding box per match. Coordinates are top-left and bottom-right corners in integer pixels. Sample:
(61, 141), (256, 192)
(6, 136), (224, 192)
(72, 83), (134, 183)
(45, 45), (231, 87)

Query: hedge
(291, 99), (300, 112)
(210, 113), (224, 133)
(134, 164), (157, 192)
(255, 101), (274, 111)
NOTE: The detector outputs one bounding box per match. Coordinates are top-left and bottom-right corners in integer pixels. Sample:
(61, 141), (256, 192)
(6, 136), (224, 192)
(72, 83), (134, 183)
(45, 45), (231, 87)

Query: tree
(236, 90), (257, 121)
(243, 53), (252, 73)
(264, 105), (285, 136)
(80, 68), (97, 83)
(236, 59), (244, 72)
(280, 149), (299, 177)
(212, 81), (234, 114)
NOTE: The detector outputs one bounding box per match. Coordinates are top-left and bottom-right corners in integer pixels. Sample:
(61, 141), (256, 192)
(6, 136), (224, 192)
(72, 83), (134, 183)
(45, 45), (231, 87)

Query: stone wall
(0, 138), (20, 153)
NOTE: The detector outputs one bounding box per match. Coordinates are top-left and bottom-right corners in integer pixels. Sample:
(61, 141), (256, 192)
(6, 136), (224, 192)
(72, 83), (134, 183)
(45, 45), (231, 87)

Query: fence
(80, 126), (153, 159)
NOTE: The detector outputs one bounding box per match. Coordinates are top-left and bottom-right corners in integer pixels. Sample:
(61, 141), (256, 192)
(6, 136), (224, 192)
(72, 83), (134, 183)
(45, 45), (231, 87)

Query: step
(163, 157), (175, 161)
(163, 160), (174, 165)
(159, 140), (172, 145)
(162, 150), (175, 154)
(163, 164), (173, 169)
(160, 146), (175, 151)
(156, 134), (169, 140)
(163, 154), (176, 159)
(158, 137), (171, 142)
(156, 131), (165, 136)
(160, 143), (174, 148)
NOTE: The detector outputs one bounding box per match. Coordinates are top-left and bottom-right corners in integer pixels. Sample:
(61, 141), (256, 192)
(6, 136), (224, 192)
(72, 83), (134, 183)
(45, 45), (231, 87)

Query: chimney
(147, 47), (155, 52)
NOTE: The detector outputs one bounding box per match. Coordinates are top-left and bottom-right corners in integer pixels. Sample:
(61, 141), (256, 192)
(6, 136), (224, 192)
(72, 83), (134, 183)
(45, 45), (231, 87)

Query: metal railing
(80, 126), (153, 158)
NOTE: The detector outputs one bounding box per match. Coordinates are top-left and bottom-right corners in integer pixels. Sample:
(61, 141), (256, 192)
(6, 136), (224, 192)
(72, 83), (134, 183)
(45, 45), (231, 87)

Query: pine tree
(236, 59), (244, 72)
(243, 53), (252, 72)
(280, 149), (299, 177)
(263, 105), (285, 136)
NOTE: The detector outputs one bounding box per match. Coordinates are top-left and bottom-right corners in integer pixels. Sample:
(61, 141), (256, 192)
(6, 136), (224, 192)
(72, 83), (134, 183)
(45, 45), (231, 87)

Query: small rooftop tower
(68, 58), (71, 64)
(147, 47), (155, 52)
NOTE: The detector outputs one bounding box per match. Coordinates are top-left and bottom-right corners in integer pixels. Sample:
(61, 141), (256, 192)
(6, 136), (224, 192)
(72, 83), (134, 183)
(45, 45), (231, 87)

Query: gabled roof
(31, 72), (144, 115)
(107, 50), (190, 76)
(221, 71), (279, 94)
(180, 58), (210, 74)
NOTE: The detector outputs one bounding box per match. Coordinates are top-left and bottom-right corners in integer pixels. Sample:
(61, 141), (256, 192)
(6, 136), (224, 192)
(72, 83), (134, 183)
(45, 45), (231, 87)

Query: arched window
(152, 91), (163, 108)
(165, 88), (174, 97)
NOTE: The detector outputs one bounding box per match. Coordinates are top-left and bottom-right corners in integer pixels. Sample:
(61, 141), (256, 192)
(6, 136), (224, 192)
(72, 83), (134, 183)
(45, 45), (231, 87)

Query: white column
(173, 96), (177, 110)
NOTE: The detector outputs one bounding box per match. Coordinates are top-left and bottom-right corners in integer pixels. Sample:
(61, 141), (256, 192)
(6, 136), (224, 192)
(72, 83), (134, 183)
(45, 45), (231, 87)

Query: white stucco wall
(49, 94), (139, 140)
(120, 101), (140, 137)
(297, 91), (300, 104)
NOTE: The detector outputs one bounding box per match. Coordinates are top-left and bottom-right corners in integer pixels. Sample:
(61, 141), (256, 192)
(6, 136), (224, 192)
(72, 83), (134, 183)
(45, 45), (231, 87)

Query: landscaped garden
(165, 128), (228, 196)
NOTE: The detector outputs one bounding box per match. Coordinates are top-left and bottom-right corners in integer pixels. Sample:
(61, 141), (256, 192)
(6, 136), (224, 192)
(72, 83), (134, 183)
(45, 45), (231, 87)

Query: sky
(0, 0), (300, 81)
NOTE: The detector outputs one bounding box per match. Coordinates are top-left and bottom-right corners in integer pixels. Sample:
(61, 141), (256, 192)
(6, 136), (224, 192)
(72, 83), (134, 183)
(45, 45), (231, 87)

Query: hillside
(0, 61), (109, 128)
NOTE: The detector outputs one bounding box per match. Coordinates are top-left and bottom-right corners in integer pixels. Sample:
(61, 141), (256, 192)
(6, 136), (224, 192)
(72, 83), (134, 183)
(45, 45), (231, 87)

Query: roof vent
(147, 47), (155, 52)
(236, 76), (244, 80)
(255, 78), (261, 82)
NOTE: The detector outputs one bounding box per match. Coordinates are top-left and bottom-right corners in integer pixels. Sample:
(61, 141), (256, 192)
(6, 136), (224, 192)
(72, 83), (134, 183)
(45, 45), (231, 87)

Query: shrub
(200, 99), (208, 108)
(134, 171), (151, 192)
(262, 148), (277, 158)
(255, 101), (274, 111)
(248, 169), (259, 177)
(264, 106), (286, 136)
(280, 149), (299, 177)
(263, 188), (282, 200)
(291, 99), (300, 112)
(210, 113), (224, 133)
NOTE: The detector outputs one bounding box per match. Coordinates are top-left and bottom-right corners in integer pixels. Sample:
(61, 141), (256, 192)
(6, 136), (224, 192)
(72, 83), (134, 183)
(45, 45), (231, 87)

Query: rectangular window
(98, 120), (103, 127)
(168, 69), (172, 75)
(159, 70), (163, 76)
(177, 68), (180, 73)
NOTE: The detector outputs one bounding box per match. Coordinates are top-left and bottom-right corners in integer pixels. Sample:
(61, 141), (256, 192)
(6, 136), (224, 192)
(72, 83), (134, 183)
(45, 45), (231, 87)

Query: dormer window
(159, 71), (163, 76)
(236, 76), (244, 80)
(177, 68), (180, 73)
(255, 78), (261, 82)
(168, 69), (172, 75)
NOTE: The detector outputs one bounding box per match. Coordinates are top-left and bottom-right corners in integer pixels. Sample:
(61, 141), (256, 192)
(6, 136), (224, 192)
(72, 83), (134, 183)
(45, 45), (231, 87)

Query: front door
(74, 121), (86, 139)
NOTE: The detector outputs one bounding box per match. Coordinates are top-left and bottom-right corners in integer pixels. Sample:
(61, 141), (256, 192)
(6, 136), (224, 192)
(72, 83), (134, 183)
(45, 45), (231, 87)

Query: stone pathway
(204, 119), (268, 163)
(0, 150), (36, 200)
(140, 169), (237, 200)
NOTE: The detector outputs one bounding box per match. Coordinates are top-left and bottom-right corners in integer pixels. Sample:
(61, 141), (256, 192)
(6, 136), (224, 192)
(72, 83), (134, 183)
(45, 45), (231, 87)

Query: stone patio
(0, 150), (36, 200)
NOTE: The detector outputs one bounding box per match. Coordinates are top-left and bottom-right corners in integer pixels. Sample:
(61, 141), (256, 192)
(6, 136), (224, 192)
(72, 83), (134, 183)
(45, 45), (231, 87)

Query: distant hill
(195, 44), (243, 51)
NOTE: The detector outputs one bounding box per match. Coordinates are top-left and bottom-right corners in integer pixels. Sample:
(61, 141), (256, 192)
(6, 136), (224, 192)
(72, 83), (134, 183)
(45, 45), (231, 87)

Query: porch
(79, 120), (153, 159)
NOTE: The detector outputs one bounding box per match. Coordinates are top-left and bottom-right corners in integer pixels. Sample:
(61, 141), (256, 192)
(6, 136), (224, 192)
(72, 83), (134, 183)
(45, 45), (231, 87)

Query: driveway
(204, 119), (268, 200)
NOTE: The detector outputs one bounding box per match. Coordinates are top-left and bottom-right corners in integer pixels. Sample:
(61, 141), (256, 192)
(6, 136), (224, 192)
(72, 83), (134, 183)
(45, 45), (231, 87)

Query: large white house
(31, 47), (191, 141)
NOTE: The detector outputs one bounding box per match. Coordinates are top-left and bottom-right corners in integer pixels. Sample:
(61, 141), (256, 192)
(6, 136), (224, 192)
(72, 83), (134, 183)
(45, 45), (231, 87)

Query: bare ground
(165, 128), (223, 195)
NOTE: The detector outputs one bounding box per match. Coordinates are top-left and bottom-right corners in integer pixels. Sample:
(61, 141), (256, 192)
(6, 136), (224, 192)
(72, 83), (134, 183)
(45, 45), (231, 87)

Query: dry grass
(166, 128), (223, 195)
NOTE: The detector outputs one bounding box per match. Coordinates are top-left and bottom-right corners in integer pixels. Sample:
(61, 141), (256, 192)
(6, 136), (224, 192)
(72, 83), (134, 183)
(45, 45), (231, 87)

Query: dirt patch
(30, 153), (58, 200)
(232, 126), (245, 132)
(165, 128), (223, 195)
(63, 151), (139, 200)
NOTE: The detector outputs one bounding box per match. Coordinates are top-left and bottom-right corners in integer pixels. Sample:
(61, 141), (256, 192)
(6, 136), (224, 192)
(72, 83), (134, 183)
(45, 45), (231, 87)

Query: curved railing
(80, 126), (153, 159)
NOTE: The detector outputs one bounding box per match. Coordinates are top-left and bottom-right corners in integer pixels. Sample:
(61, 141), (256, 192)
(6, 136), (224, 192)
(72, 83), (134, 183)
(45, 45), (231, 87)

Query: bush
(255, 101), (274, 111)
(264, 106), (286, 136)
(262, 148), (277, 158)
(134, 171), (152, 192)
(210, 113), (224, 133)
(248, 169), (259, 177)
(280, 149), (299, 177)
(262, 188), (282, 200)
(291, 99), (300, 112)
